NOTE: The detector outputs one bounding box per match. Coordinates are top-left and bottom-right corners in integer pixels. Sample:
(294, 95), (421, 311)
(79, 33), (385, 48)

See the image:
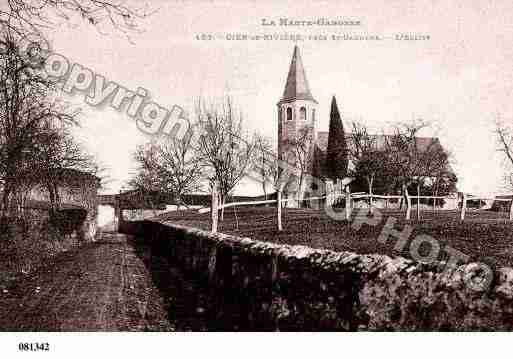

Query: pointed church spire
(280, 46), (317, 103)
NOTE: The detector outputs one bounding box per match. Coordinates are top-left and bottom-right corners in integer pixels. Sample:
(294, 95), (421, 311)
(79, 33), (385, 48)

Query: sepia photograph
(0, 0), (512, 357)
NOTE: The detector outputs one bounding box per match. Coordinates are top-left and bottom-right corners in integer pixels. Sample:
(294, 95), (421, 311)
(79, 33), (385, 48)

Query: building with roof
(27, 168), (101, 241)
(277, 46), (449, 205)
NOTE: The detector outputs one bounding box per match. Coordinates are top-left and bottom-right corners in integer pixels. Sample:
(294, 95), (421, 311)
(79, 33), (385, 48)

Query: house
(27, 168), (101, 240)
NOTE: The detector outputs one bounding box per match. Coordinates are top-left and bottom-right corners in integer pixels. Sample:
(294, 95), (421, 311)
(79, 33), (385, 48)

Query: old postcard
(0, 0), (511, 357)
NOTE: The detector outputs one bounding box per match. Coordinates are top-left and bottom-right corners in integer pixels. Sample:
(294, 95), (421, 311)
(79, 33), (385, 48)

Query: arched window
(312, 109), (316, 123)
(286, 107), (292, 121)
(300, 107), (307, 121)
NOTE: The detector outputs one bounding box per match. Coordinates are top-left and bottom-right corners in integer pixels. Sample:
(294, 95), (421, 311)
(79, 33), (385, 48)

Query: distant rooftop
(316, 131), (444, 153)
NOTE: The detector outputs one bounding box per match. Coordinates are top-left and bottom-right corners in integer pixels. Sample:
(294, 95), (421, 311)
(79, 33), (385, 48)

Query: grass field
(155, 207), (513, 268)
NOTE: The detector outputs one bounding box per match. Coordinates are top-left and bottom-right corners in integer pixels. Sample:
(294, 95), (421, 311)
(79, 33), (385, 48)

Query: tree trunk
(368, 176), (374, 215)
(297, 176), (303, 209)
(277, 190), (282, 231)
(460, 192), (467, 221)
(432, 178), (439, 211)
(211, 183), (219, 233)
(48, 184), (56, 212)
(345, 185), (352, 220)
(2, 183), (11, 216)
(417, 182), (421, 220)
(53, 183), (60, 211)
(403, 183), (411, 220)
(220, 195), (225, 221)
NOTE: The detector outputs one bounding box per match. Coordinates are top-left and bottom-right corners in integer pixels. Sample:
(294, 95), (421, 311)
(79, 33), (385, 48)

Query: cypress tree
(326, 96), (348, 180)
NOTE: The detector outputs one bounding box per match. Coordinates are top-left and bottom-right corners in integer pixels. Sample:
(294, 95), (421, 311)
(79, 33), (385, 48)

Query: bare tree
(127, 143), (162, 214)
(421, 144), (454, 210)
(1, 0), (152, 40)
(129, 133), (203, 211)
(414, 138), (450, 217)
(0, 32), (81, 216)
(386, 119), (430, 219)
(386, 119), (452, 218)
(253, 134), (277, 201)
(33, 124), (99, 211)
(349, 122), (387, 214)
(195, 96), (255, 219)
(495, 119), (513, 190)
(283, 126), (314, 206)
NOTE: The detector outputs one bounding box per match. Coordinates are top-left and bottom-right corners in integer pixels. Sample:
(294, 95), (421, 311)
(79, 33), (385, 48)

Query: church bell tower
(277, 46), (318, 204)
(277, 45), (318, 164)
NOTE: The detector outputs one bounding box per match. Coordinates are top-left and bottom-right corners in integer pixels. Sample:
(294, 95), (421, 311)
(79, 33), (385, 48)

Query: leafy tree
(311, 144), (325, 184)
(326, 96), (348, 180)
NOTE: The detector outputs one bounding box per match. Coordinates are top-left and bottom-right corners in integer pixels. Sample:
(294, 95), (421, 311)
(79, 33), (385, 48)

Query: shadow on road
(128, 236), (222, 331)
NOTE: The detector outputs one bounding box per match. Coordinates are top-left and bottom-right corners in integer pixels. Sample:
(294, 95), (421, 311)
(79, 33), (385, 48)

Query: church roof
(279, 46), (317, 104)
(316, 131), (444, 154)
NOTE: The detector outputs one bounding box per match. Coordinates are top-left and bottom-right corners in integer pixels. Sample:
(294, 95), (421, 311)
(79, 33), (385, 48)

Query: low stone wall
(120, 220), (513, 331)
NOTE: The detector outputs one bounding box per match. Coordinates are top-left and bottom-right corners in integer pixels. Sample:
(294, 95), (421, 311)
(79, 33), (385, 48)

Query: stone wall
(120, 220), (513, 331)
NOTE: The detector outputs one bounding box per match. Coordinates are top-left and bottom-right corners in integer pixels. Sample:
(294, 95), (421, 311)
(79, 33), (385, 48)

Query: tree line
(0, 31), (100, 217)
(129, 94), (457, 216)
(0, 0), (150, 218)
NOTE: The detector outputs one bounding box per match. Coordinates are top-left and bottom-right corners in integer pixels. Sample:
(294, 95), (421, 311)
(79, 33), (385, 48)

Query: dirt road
(0, 233), (175, 331)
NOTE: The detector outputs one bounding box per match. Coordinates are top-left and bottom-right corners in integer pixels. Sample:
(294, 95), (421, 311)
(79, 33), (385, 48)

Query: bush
(0, 210), (85, 288)
(48, 208), (87, 237)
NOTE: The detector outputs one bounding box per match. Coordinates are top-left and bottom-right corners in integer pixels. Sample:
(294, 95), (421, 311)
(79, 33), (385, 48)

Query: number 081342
(18, 343), (50, 351)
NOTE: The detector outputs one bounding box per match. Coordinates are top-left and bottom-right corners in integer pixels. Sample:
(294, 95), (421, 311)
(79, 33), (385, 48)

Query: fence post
(115, 197), (124, 232)
(416, 184), (421, 220)
(345, 185), (351, 220)
(404, 184), (411, 220)
(369, 189), (373, 215)
(326, 180), (333, 207)
(336, 179), (342, 207)
(460, 193), (467, 222)
(211, 181), (219, 233)
(277, 190), (283, 231)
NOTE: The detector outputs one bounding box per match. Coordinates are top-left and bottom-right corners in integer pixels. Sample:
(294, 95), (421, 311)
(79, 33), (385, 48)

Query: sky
(42, 0), (513, 196)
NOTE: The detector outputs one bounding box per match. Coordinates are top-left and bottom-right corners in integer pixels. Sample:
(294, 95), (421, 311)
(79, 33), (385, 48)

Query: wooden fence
(201, 183), (513, 233)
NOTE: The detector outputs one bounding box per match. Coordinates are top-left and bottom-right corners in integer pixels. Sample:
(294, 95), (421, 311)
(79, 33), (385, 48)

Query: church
(276, 46), (451, 207)
(276, 45), (343, 204)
